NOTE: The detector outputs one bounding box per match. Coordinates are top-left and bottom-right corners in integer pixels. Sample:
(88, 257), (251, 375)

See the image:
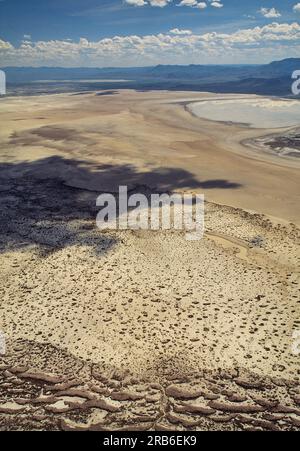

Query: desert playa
(0, 90), (299, 431)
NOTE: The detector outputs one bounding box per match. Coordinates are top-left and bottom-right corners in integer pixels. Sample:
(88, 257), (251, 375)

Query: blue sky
(0, 0), (299, 66)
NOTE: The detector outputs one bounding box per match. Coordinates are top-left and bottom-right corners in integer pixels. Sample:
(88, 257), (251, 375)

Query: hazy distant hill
(257, 58), (300, 78)
(2, 58), (300, 97)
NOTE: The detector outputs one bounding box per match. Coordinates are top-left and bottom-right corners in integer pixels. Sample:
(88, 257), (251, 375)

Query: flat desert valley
(0, 90), (299, 431)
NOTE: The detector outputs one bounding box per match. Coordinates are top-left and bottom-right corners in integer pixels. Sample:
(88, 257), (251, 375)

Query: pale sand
(0, 90), (299, 431)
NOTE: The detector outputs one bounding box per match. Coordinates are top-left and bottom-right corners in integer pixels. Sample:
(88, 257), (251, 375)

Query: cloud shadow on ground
(0, 156), (241, 255)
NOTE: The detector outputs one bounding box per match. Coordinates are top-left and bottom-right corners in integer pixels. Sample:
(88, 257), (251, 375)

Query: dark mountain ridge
(1, 58), (299, 97)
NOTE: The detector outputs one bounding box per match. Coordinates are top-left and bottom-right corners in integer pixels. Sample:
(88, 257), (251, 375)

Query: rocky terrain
(0, 90), (299, 430)
(1, 341), (300, 431)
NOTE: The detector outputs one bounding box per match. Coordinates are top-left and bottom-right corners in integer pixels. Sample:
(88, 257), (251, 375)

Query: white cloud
(178, 1), (208, 9)
(125, 0), (147, 6)
(0, 39), (13, 50)
(210, 1), (223, 8)
(125, 0), (171, 6)
(170, 28), (192, 35)
(196, 2), (208, 9)
(178, 0), (198, 5)
(0, 22), (299, 66)
(260, 7), (281, 19)
(149, 0), (171, 6)
(293, 3), (300, 13)
(178, 0), (225, 10)
(125, 0), (220, 9)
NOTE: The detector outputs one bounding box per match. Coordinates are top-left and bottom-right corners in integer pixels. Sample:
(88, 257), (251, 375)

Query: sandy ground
(0, 90), (299, 431)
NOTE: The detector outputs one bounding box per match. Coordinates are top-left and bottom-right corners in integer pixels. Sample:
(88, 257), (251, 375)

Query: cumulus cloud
(170, 28), (192, 34)
(178, 1), (224, 10)
(0, 39), (13, 50)
(178, 0), (198, 5)
(125, 0), (148, 6)
(178, 1), (218, 9)
(149, 0), (171, 5)
(293, 3), (300, 13)
(126, 0), (222, 9)
(195, 2), (208, 9)
(125, 0), (171, 6)
(260, 7), (281, 19)
(0, 22), (299, 66)
(210, 1), (223, 8)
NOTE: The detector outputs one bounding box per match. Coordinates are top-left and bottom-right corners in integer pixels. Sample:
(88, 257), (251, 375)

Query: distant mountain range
(2, 58), (300, 97)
